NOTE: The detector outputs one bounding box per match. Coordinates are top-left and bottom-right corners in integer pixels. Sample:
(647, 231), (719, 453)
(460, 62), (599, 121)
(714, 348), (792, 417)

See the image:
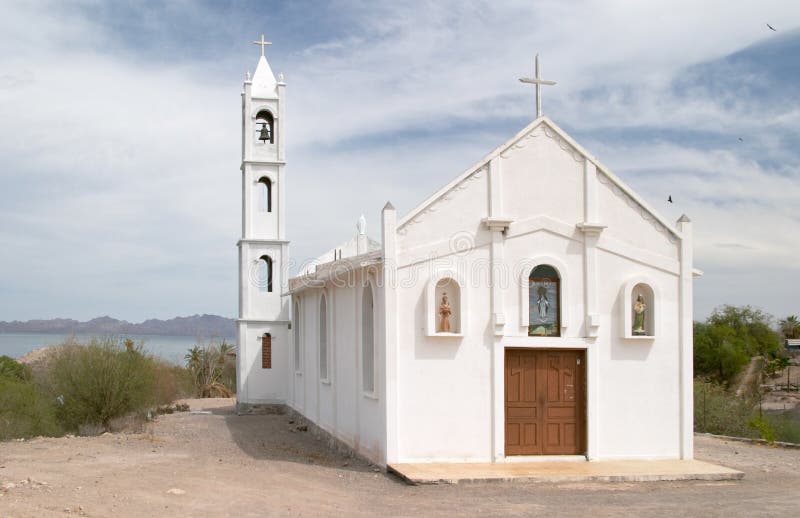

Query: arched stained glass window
(528, 264), (560, 337)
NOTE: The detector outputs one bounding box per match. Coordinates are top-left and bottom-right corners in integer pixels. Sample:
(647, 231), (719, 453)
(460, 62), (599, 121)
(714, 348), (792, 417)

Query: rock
(166, 488), (186, 495)
(2, 482), (16, 490)
(296, 425), (308, 432)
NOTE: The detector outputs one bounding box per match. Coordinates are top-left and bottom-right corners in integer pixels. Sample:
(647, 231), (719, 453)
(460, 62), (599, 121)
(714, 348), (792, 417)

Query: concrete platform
(388, 459), (744, 485)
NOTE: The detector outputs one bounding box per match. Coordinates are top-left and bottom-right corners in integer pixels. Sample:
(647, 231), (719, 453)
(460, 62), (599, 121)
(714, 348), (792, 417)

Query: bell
(258, 123), (271, 143)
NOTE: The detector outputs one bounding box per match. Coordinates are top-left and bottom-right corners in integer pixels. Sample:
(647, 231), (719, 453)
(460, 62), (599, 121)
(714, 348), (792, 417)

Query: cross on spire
(253, 34), (272, 57)
(519, 54), (557, 118)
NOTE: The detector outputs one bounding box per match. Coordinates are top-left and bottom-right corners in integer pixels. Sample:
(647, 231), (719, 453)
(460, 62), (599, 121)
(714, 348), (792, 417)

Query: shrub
(747, 415), (776, 443)
(0, 355), (31, 381)
(0, 376), (62, 440)
(47, 338), (160, 430)
(694, 305), (782, 385)
(767, 411), (800, 444)
(694, 379), (758, 438)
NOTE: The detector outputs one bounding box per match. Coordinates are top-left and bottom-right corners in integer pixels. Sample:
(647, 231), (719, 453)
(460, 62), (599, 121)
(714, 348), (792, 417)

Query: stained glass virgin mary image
(528, 264), (560, 337)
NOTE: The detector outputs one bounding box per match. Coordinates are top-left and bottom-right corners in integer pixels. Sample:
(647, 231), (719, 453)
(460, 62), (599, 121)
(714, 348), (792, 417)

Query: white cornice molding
(576, 222), (607, 236)
(238, 239), (290, 246)
(482, 217), (514, 232)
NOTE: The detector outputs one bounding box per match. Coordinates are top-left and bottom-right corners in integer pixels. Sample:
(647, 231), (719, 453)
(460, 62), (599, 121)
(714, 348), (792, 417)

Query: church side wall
(288, 267), (386, 465)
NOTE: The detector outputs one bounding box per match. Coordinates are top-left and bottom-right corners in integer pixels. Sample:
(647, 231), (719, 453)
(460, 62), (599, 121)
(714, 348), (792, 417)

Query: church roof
(251, 55), (278, 99)
(396, 116), (682, 240)
(300, 235), (382, 276)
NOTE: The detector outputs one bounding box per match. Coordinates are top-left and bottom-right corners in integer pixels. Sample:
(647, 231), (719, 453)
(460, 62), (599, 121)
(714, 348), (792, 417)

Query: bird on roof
(767, 23), (777, 31)
(668, 195), (673, 203)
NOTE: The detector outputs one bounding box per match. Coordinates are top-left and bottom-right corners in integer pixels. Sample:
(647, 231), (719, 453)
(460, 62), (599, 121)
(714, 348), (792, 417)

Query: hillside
(0, 314), (235, 337)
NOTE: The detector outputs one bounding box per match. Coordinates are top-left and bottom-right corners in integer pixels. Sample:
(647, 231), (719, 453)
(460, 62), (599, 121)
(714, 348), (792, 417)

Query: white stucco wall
(288, 267), (386, 464)
(386, 118), (689, 463)
(236, 322), (290, 404)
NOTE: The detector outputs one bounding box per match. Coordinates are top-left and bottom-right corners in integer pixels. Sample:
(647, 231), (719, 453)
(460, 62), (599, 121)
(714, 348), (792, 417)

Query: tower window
(255, 110), (275, 144)
(257, 177), (272, 212)
(258, 255), (273, 293)
(261, 333), (272, 369)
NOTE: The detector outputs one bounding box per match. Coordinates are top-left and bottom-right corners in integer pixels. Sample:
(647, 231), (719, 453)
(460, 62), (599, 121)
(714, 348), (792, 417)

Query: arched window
(258, 255), (273, 293)
(528, 264), (561, 337)
(293, 301), (301, 371)
(319, 293), (328, 380)
(361, 284), (375, 393)
(255, 110), (275, 144)
(261, 333), (272, 369)
(257, 177), (272, 212)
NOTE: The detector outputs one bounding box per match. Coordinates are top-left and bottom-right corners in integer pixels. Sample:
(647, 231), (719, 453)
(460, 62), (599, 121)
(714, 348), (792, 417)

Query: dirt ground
(1, 399), (799, 517)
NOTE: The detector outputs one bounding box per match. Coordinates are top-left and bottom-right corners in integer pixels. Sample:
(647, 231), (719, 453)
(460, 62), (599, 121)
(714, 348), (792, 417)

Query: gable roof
(396, 116), (682, 240)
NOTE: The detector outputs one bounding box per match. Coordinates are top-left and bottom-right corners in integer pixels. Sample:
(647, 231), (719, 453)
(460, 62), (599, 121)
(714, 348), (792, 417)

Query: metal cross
(519, 54), (557, 118)
(253, 34), (272, 57)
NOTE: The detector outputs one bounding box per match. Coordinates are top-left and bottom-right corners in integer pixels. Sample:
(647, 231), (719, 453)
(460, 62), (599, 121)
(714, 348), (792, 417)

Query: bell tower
(236, 35), (290, 410)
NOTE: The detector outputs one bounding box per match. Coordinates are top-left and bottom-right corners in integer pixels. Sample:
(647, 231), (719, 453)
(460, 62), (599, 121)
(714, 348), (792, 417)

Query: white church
(236, 39), (697, 466)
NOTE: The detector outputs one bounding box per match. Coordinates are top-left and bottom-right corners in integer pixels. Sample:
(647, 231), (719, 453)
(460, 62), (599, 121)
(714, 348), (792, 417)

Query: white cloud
(1, 0), (799, 321)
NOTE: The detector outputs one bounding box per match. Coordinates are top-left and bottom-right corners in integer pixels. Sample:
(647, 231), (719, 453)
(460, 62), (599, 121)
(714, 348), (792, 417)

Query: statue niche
(434, 278), (460, 334)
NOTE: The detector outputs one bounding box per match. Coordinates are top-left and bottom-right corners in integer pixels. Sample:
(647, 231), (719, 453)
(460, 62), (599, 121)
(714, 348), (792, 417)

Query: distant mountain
(0, 314), (235, 338)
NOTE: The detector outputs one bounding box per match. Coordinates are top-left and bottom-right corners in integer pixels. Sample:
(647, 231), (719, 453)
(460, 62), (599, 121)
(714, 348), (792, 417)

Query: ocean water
(0, 333), (234, 365)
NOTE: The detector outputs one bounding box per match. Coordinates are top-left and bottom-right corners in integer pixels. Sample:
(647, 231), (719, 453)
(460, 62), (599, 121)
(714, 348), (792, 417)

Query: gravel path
(1, 398), (799, 517)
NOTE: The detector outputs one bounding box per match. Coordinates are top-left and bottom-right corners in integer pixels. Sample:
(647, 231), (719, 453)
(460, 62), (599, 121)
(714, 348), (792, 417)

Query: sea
(0, 333), (234, 365)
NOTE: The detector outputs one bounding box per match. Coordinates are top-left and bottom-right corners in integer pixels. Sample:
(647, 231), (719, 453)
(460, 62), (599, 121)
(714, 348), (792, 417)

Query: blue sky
(0, 0), (798, 323)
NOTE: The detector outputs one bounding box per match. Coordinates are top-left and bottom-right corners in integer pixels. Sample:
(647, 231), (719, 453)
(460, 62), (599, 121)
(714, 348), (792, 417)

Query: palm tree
(779, 315), (800, 339)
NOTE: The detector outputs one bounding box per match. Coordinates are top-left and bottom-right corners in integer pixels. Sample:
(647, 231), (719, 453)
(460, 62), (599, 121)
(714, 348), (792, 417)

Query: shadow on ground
(218, 403), (380, 475)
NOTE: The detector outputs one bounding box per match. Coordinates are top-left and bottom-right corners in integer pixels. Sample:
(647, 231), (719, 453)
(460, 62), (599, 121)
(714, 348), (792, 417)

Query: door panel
(505, 349), (585, 456)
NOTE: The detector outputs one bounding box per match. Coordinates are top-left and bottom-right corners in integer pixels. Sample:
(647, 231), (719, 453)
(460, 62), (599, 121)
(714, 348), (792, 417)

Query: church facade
(237, 45), (697, 466)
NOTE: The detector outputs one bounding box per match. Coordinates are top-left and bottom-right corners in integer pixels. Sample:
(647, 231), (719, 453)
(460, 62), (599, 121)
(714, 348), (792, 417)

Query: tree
(694, 305), (782, 385)
(184, 340), (234, 398)
(706, 305), (781, 357)
(779, 315), (800, 339)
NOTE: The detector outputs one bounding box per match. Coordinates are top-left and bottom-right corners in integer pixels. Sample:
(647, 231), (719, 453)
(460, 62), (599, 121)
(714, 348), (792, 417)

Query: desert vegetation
(0, 336), (236, 441)
(693, 305), (799, 444)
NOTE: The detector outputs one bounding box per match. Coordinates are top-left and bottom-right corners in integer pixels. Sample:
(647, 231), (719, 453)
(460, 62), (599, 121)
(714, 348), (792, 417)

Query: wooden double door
(505, 349), (585, 455)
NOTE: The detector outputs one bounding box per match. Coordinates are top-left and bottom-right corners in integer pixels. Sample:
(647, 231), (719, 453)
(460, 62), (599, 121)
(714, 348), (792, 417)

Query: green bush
(747, 415), (776, 443)
(47, 338), (160, 430)
(768, 411), (800, 444)
(0, 355), (31, 381)
(0, 376), (62, 440)
(694, 379), (758, 438)
(694, 305), (782, 385)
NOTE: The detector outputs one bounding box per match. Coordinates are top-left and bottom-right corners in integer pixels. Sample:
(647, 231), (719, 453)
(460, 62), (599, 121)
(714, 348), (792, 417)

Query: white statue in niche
(438, 292), (452, 333)
(536, 286), (550, 321)
(632, 293), (648, 335)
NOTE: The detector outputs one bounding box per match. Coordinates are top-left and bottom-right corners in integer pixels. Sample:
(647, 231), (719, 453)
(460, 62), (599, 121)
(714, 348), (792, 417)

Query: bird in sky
(738, 137), (744, 142)
(767, 23), (777, 31)
(668, 195), (673, 203)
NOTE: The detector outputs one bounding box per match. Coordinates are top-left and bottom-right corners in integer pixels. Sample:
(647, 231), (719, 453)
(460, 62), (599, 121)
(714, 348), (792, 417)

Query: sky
(0, 0), (798, 324)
